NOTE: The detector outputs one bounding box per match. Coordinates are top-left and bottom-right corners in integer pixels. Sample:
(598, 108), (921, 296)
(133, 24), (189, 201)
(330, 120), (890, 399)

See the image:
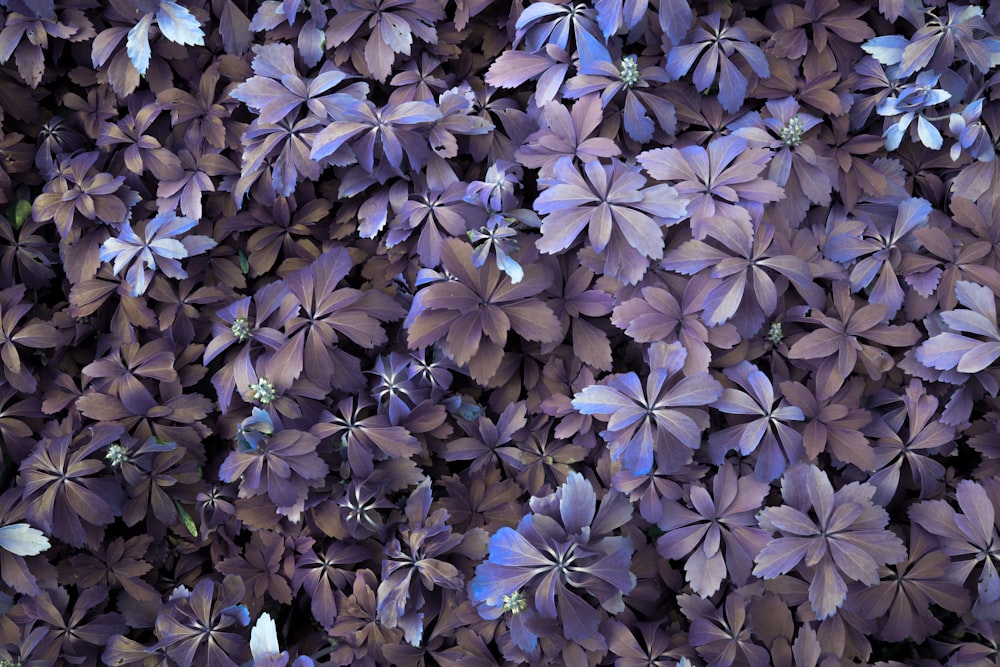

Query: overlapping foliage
(3, 0), (1000, 665)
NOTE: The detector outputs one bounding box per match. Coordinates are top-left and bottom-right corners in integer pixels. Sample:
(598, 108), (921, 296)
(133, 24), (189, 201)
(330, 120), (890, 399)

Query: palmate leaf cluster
(5, 0), (1000, 665)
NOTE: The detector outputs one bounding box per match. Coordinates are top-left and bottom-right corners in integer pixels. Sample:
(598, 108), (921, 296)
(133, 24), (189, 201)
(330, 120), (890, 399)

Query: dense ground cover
(0, 0), (999, 665)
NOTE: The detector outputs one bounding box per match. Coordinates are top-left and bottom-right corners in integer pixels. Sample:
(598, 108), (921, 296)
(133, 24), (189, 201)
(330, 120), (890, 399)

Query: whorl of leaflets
(572, 341), (723, 476)
(470, 471), (636, 651)
(375, 478), (486, 646)
(99, 210), (217, 297)
(707, 360), (806, 483)
(533, 156), (689, 285)
(917, 280), (1000, 375)
(908, 479), (1000, 620)
(637, 134), (784, 246)
(753, 464), (907, 620)
(824, 196), (933, 320)
(665, 12), (770, 112)
(657, 462), (772, 598)
(152, 574), (251, 667)
(405, 237), (562, 385)
(219, 409), (329, 521)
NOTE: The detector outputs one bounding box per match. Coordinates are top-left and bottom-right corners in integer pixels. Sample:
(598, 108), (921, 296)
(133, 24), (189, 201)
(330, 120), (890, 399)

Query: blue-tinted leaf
(898, 32), (939, 78)
(916, 115), (942, 149)
(515, 2), (567, 32)
(126, 13), (153, 76)
(861, 35), (907, 66)
(0, 523), (50, 556)
(659, 0), (692, 44)
(916, 332), (981, 370)
(717, 55), (748, 113)
(157, 1), (205, 46)
(572, 382), (637, 416)
(471, 560), (541, 606)
(732, 41), (769, 78)
(623, 92), (654, 144)
(666, 42), (704, 81)
(575, 24), (611, 70)
(618, 420), (655, 474)
(484, 526), (551, 568)
(509, 612), (539, 651)
(956, 281), (999, 319)
(223, 604), (251, 628)
(594, 0), (624, 39)
(310, 120), (367, 162)
(883, 117), (909, 151)
(660, 373), (724, 407)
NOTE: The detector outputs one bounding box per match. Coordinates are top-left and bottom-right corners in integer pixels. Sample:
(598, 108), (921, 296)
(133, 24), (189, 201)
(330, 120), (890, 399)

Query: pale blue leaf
(883, 115), (910, 151)
(916, 115), (942, 150)
(594, 0), (623, 39)
(574, 25), (611, 71)
(157, 1), (205, 46)
(0, 523), (50, 556)
(484, 526), (551, 568)
(126, 13), (153, 76)
(572, 382), (637, 416)
(861, 35), (907, 66)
